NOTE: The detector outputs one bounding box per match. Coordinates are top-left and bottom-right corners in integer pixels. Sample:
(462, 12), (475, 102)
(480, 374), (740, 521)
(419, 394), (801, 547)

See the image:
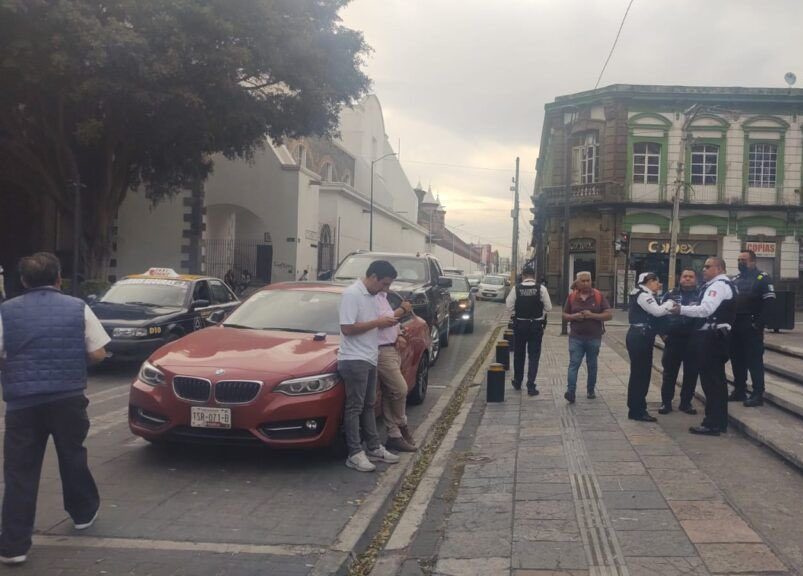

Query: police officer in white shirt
(506, 262), (552, 396)
(670, 257), (737, 436)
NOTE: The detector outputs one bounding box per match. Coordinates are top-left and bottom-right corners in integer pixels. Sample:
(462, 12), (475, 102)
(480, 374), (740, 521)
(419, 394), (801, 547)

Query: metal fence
(203, 239), (272, 284)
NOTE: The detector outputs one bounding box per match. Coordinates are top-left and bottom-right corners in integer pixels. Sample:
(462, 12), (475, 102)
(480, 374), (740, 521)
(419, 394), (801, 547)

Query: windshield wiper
(261, 327), (318, 333)
(335, 276), (355, 281)
(222, 323), (254, 330)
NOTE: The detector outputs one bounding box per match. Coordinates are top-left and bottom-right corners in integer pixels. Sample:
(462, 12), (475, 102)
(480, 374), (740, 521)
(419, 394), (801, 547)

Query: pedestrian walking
(729, 249), (775, 407)
(338, 260), (401, 472)
(670, 257), (737, 436)
(506, 262), (552, 396)
(376, 290), (417, 452)
(298, 269), (309, 281)
(658, 269), (702, 415)
(626, 272), (675, 422)
(562, 271), (613, 403)
(0, 252), (110, 565)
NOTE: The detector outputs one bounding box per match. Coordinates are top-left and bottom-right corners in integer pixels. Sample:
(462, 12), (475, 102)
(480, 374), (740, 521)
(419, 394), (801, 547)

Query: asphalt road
(0, 301), (507, 575)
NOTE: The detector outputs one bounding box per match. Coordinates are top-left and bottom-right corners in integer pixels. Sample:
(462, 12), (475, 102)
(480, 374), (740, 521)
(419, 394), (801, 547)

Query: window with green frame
(748, 143), (778, 188)
(690, 144), (719, 185)
(633, 142), (661, 184)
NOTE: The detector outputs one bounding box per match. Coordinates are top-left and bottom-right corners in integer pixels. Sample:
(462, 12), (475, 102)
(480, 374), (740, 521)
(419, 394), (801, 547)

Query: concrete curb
(765, 341), (803, 360)
(310, 322), (505, 576)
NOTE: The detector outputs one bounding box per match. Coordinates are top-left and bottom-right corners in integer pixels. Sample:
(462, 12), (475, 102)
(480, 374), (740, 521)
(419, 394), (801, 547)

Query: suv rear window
(335, 255), (428, 283)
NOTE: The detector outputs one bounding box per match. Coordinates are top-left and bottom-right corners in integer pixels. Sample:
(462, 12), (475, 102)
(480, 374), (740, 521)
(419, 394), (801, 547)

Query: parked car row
(90, 253), (488, 452)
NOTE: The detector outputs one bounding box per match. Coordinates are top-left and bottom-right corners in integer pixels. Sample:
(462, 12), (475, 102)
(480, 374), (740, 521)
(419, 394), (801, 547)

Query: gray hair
(707, 257), (727, 272)
(575, 271), (592, 281)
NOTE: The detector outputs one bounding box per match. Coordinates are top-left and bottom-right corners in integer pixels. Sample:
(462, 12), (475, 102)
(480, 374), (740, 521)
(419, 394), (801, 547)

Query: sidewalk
(430, 327), (792, 575)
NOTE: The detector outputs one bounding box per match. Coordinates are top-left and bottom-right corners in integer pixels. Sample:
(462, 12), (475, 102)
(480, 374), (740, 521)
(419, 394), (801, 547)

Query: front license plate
(190, 407), (231, 429)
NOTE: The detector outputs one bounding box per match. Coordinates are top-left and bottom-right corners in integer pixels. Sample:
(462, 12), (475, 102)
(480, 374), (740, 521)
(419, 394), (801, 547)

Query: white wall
(429, 244), (480, 274)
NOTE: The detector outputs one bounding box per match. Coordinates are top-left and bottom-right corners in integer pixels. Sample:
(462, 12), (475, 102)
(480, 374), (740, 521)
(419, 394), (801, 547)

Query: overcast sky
(340, 0), (803, 259)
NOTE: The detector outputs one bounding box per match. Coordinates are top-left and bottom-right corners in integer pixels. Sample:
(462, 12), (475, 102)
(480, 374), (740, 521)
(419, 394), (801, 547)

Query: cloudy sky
(340, 0), (803, 258)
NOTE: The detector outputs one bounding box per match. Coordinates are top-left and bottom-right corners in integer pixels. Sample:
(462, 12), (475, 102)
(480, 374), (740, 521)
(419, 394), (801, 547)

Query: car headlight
(458, 300), (469, 309)
(138, 360), (165, 387)
(113, 327), (149, 338)
(274, 373), (339, 396)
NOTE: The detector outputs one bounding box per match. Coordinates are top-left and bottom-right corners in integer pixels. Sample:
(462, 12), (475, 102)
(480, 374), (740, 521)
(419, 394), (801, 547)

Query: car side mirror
(318, 270), (333, 281)
(190, 299), (210, 311)
(438, 276), (452, 288)
(470, 287), (479, 293)
(207, 309), (226, 325)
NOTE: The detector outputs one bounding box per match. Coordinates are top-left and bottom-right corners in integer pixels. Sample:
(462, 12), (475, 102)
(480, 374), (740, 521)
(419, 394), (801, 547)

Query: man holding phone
(339, 260), (402, 472)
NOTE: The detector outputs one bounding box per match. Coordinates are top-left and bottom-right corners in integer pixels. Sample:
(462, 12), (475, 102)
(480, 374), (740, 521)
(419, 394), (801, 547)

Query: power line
(594, 0), (636, 89)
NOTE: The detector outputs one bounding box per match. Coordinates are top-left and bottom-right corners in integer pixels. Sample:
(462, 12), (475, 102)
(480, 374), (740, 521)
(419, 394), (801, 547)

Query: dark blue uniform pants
(730, 317), (765, 396)
(513, 319), (544, 389)
(661, 334), (699, 406)
(626, 327), (655, 417)
(0, 395), (99, 557)
(694, 329), (730, 431)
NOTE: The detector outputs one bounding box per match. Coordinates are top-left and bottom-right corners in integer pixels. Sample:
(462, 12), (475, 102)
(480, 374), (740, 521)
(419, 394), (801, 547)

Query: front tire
(464, 316), (474, 334)
(439, 317), (450, 348)
(429, 323), (441, 366)
(408, 355), (429, 405)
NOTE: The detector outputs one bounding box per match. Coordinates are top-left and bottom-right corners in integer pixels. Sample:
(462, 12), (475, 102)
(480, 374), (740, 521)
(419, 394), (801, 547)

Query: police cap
(522, 263), (535, 275)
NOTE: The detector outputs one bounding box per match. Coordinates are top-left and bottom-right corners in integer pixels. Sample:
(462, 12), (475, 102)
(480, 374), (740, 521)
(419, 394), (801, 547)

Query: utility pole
(560, 116), (574, 335)
(71, 178), (83, 296)
(668, 104), (699, 290)
(511, 157), (520, 285)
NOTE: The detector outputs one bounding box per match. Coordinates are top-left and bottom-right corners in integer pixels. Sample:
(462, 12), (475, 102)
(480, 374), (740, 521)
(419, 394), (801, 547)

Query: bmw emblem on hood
(215, 369), (225, 376)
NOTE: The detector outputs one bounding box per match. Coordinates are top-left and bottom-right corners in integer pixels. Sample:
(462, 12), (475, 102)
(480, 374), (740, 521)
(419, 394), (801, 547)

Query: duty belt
(700, 323), (731, 332)
(630, 323), (654, 329)
(516, 317), (545, 322)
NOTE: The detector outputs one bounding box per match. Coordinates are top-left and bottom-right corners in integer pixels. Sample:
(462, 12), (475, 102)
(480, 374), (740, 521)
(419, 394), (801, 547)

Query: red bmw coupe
(128, 282), (431, 448)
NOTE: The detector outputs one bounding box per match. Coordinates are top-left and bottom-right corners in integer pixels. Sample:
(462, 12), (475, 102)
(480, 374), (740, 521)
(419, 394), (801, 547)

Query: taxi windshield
(101, 279), (189, 308)
(448, 277), (470, 292)
(224, 290), (342, 334)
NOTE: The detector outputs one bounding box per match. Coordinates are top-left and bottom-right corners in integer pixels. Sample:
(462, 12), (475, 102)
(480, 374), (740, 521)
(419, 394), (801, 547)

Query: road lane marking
(33, 535), (324, 557)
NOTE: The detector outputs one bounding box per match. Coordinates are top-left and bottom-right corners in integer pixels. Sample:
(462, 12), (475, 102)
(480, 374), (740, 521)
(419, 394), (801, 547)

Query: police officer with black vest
(626, 272), (675, 422)
(506, 263), (552, 396)
(670, 256), (737, 436)
(658, 269), (702, 415)
(729, 249), (775, 407)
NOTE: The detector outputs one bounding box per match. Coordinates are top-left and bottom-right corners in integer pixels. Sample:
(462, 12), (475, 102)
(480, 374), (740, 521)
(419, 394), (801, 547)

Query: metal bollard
(495, 340), (510, 370)
(487, 363), (506, 402)
(504, 329), (514, 348)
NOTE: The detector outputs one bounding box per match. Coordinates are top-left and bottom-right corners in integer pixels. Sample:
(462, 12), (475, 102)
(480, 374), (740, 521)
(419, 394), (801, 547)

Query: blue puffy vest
(1, 287), (87, 408)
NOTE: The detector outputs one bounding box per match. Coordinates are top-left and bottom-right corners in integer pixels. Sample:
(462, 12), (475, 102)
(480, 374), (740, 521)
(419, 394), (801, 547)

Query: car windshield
(224, 290), (342, 334)
(100, 279), (188, 308)
(483, 276), (505, 286)
(448, 277), (470, 292)
(335, 255), (428, 283)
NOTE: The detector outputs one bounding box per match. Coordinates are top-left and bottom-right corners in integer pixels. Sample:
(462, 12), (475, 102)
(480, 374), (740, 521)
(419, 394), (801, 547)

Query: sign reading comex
(744, 241), (776, 258)
(647, 241), (697, 254)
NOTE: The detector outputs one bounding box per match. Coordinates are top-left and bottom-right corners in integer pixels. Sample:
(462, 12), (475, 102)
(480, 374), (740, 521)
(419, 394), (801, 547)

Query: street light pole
(370, 152), (398, 251)
(71, 178), (83, 296)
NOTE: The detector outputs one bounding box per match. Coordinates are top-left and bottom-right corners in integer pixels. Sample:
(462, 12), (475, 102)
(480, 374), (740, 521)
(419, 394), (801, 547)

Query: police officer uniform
(730, 267), (775, 406)
(505, 264), (552, 396)
(626, 273), (675, 421)
(659, 284), (702, 414)
(678, 273), (737, 435)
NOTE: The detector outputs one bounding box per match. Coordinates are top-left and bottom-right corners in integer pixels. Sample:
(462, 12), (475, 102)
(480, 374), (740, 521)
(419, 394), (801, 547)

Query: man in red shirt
(561, 271), (613, 403)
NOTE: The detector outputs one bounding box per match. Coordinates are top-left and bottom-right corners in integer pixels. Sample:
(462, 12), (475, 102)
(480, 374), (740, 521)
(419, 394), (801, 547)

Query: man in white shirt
(0, 253), (110, 565)
(670, 256), (737, 436)
(506, 263), (552, 396)
(339, 260), (402, 472)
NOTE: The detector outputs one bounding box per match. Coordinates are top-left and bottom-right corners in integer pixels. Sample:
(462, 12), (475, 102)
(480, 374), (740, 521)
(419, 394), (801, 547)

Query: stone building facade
(531, 84), (803, 308)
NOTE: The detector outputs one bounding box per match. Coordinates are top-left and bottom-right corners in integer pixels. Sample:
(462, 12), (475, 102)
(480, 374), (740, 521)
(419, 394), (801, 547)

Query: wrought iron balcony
(534, 182), (625, 207)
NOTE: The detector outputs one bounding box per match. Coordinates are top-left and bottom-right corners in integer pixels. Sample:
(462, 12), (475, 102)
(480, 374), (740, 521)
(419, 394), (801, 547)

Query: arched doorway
(317, 224), (334, 278)
(205, 204), (272, 284)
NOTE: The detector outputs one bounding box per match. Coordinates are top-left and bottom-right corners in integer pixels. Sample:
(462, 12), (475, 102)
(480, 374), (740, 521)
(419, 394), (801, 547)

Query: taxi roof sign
(144, 267), (180, 278)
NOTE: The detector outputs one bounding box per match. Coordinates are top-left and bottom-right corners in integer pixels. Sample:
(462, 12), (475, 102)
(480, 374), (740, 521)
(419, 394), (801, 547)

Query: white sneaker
(346, 451), (376, 472)
(0, 554), (27, 565)
(74, 509), (98, 530)
(367, 445), (400, 464)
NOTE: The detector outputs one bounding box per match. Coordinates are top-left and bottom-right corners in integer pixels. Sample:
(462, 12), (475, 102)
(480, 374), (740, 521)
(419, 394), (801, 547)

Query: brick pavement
(431, 326), (792, 576)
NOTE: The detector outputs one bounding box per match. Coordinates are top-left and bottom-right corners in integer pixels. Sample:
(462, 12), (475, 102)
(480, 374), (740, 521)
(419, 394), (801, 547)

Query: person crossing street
(626, 272), (675, 422)
(670, 257), (737, 436)
(658, 269), (702, 415)
(729, 249), (775, 407)
(506, 263), (552, 396)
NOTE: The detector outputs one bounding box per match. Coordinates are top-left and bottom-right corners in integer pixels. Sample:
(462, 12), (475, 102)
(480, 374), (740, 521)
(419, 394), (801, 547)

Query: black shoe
(728, 390), (747, 402)
(527, 386), (539, 397)
(689, 425), (720, 436)
(658, 403), (672, 415)
(743, 395), (764, 408)
(512, 381), (522, 391)
(629, 413), (657, 422)
(587, 391), (596, 399)
(564, 391), (575, 404)
(678, 404), (698, 415)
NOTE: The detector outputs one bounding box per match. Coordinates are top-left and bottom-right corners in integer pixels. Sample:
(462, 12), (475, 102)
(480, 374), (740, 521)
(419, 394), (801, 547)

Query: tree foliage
(0, 0), (370, 275)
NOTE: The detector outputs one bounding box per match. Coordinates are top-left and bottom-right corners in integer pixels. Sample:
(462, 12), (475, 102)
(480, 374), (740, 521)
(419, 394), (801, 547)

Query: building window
(573, 133), (598, 184)
(690, 144), (718, 185)
(633, 142), (661, 184)
(321, 162), (333, 182)
(317, 225), (334, 275)
(748, 143), (777, 188)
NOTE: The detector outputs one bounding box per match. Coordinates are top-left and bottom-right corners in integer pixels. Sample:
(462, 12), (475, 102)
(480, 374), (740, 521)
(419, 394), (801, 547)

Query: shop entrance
(570, 252), (596, 286)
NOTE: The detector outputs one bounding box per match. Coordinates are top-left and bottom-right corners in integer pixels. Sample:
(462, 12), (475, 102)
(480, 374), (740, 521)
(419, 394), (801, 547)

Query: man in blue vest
(0, 252), (110, 564)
